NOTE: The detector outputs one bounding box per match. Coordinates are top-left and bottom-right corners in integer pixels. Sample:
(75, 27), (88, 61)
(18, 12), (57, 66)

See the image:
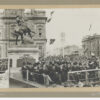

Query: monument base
(8, 47), (39, 68)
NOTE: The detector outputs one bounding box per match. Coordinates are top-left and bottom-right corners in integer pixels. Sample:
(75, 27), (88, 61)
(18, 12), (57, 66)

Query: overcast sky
(44, 8), (100, 52)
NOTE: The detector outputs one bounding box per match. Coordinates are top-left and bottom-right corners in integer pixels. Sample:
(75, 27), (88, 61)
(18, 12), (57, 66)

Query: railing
(68, 69), (100, 84)
(22, 68), (100, 87)
(21, 70), (51, 86)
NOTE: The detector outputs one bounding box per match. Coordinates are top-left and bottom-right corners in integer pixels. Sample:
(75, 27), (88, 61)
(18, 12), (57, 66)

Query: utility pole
(61, 32), (65, 58)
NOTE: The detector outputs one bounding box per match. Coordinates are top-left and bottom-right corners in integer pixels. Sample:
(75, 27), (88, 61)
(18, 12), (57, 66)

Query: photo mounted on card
(0, 0), (100, 97)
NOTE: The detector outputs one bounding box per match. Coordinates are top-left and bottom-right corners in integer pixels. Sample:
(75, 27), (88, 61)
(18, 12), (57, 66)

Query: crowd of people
(21, 55), (100, 87)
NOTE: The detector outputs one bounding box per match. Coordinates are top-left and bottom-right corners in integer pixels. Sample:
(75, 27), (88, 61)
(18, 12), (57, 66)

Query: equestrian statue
(12, 15), (35, 45)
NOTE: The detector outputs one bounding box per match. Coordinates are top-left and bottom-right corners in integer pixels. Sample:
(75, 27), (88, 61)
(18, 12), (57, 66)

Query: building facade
(64, 45), (80, 56)
(47, 45), (83, 57)
(82, 34), (100, 58)
(0, 9), (47, 68)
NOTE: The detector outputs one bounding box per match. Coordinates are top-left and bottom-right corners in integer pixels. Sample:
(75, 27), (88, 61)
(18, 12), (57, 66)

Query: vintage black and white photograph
(1, 8), (100, 88)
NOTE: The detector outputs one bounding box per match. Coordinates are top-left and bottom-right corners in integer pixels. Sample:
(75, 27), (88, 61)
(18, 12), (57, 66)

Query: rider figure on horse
(15, 15), (28, 34)
(13, 15), (34, 45)
(16, 15), (24, 26)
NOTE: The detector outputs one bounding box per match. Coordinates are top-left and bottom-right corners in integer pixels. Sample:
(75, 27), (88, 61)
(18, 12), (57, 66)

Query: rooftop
(82, 34), (100, 42)
(0, 9), (46, 18)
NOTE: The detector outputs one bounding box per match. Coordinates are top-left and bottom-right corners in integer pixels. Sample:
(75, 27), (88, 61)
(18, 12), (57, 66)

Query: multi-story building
(0, 9), (47, 68)
(47, 45), (83, 57)
(82, 34), (100, 58)
(64, 45), (80, 56)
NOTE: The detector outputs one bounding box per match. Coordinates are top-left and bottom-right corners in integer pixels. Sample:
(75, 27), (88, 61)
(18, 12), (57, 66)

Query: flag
(50, 39), (55, 44)
(89, 24), (92, 31)
(47, 11), (54, 23)
(50, 11), (54, 16)
(47, 18), (52, 23)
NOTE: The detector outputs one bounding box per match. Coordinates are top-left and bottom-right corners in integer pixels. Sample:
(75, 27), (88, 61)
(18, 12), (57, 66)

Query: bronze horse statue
(12, 25), (35, 45)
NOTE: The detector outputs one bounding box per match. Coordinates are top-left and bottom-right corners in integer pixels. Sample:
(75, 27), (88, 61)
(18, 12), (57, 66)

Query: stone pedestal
(8, 48), (39, 68)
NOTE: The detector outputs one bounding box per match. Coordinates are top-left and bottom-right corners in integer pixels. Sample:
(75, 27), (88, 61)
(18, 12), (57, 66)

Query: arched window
(38, 28), (42, 37)
(37, 24), (44, 38)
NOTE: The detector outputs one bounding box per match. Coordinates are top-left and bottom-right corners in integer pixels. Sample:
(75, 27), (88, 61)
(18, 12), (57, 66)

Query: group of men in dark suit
(21, 55), (99, 86)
